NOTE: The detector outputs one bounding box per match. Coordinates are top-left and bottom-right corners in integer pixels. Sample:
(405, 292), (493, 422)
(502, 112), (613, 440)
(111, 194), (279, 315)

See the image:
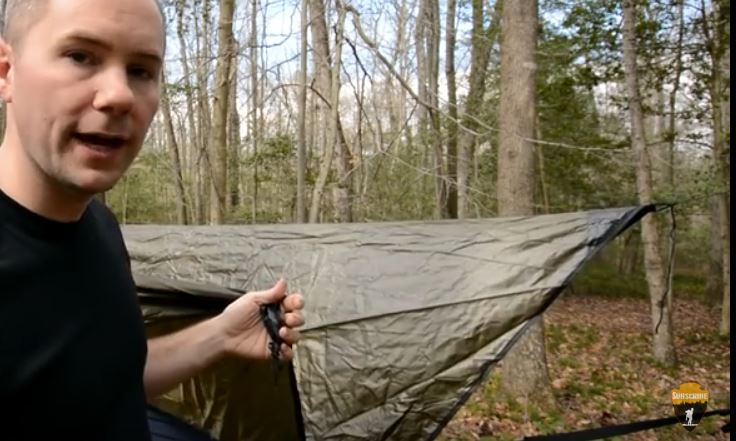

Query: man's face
(2, 0), (164, 195)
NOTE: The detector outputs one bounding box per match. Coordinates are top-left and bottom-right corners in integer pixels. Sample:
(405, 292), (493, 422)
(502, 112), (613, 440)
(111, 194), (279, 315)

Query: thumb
(251, 278), (287, 305)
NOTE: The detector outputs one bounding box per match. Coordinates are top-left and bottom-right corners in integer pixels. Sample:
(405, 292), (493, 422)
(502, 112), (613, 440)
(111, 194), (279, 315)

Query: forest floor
(438, 294), (731, 441)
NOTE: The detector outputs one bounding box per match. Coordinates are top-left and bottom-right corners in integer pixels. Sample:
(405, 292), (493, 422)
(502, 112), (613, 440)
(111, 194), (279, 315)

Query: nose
(92, 67), (135, 115)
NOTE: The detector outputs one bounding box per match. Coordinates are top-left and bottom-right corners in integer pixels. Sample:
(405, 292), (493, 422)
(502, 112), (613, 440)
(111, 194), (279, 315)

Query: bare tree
(208, 0), (235, 224)
(496, 0), (554, 403)
(666, 0), (685, 191)
(700, 0), (730, 335)
(228, 47), (241, 213)
(457, 0), (502, 219)
(331, 4), (352, 223)
(718, 2), (730, 336)
(415, 0), (447, 218)
(308, 0), (351, 223)
(622, 0), (676, 365)
(191, 0), (213, 224)
(161, 72), (189, 224)
(296, 0), (309, 223)
(175, 0), (198, 224)
(445, 0), (458, 218)
(308, 0), (334, 223)
(250, 0), (259, 223)
(387, 0), (412, 147)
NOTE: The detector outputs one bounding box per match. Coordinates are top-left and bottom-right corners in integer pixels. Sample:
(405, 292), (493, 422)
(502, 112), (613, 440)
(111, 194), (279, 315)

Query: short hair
(1, 0), (45, 46)
(2, 0), (167, 51)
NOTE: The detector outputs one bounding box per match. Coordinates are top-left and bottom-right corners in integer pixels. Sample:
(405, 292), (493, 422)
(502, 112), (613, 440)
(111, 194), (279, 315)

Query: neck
(0, 133), (91, 223)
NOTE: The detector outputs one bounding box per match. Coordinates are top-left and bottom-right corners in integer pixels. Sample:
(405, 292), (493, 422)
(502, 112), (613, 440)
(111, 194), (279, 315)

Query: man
(0, 0), (305, 439)
(685, 407), (694, 425)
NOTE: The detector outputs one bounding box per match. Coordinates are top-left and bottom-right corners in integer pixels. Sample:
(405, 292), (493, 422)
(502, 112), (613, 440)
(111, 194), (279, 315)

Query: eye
(128, 65), (156, 81)
(65, 50), (95, 66)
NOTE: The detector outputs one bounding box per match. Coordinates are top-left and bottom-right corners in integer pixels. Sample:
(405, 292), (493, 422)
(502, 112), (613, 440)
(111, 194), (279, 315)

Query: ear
(0, 38), (14, 103)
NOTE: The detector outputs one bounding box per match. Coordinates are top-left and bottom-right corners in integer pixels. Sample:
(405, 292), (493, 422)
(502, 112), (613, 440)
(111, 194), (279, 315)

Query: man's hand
(217, 279), (305, 362)
(144, 279), (305, 398)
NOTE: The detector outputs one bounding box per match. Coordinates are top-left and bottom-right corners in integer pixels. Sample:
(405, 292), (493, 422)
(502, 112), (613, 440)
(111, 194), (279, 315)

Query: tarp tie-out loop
(522, 408), (730, 441)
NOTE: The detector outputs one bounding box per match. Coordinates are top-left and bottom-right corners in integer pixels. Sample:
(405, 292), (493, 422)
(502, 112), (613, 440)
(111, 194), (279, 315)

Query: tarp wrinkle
(125, 205), (653, 441)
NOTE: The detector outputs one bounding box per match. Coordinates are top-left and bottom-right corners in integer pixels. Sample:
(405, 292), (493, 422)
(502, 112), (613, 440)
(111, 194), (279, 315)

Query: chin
(66, 170), (124, 196)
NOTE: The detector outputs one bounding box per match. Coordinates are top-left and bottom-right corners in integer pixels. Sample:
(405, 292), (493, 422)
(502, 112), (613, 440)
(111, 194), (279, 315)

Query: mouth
(73, 132), (127, 150)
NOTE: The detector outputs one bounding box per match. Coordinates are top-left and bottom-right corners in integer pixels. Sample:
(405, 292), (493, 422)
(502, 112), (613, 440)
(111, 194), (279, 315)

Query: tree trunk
(414, 0), (430, 207)
(622, 0), (676, 366)
(709, 0), (730, 336)
(414, 0), (428, 148)
(445, 0), (458, 218)
(208, 0), (235, 224)
(161, 72), (189, 225)
(228, 38), (241, 213)
(415, 0), (447, 219)
(719, 19), (729, 335)
(649, 90), (669, 190)
(706, 197), (723, 307)
(195, 0), (213, 224)
(457, 0), (502, 219)
(388, 0), (409, 146)
(308, 0), (334, 223)
(175, 0), (198, 224)
(496, 0), (553, 404)
(259, 24), (269, 220)
(497, 0), (537, 216)
(427, 0), (446, 219)
(250, 0), (259, 223)
(296, 0), (309, 223)
(307, 0), (352, 223)
(666, 0), (685, 192)
(331, 7), (351, 223)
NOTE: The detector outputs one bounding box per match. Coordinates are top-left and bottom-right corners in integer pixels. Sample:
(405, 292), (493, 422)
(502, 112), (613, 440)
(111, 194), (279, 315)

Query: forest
(3, 0), (728, 438)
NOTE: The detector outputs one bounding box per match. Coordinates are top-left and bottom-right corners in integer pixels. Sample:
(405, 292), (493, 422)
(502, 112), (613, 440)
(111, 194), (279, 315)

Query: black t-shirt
(0, 189), (151, 440)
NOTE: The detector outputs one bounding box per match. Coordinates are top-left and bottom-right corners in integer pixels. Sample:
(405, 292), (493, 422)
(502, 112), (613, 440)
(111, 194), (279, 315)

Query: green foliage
(356, 141), (437, 221)
(570, 249), (710, 302)
(107, 148), (179, 224)
(537, 26), (636, 211)
(234, 133), (301, 224)
(571, 259), (649, 299)
(557, 0), (623, 85)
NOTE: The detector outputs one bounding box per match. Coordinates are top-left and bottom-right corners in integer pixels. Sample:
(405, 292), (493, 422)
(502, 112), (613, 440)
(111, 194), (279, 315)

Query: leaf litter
(439, 294), (730, 440)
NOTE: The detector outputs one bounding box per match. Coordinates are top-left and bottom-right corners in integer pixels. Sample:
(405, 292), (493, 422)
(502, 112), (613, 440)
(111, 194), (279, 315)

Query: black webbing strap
(523, 408), (730, 441)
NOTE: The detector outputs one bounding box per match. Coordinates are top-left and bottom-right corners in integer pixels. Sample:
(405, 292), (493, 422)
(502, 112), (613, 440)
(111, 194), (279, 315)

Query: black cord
(522, 408), (731, 441)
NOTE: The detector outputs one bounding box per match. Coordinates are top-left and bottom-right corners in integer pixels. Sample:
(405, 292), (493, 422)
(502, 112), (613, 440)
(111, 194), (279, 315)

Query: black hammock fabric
(148, 406), (218, 441)
(125, 205), (654, 441)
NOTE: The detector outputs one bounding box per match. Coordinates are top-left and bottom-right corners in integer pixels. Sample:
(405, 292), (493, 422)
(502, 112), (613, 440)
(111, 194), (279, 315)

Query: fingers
(280, 292), (304, 328)
(279, 326), (301, 345)
(282, 293), (304, 312)
(282, 311), (304, 328)
(251, 278), (287, 304)
(251, 280), (305, 350)
(279, 343), (294, 361)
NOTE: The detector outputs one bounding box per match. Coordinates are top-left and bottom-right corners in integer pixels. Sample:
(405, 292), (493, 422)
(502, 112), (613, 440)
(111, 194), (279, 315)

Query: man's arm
(144, 317), (226, 399)
(143, 279), (304, 400)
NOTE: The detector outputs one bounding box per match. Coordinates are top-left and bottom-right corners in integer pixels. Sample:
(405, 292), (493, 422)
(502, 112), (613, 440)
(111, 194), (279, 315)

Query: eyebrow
(58, 32), (163, 65)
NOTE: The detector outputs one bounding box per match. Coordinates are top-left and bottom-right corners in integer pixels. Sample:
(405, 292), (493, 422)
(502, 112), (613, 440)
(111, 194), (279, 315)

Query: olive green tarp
(123, 205), (653, 441)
